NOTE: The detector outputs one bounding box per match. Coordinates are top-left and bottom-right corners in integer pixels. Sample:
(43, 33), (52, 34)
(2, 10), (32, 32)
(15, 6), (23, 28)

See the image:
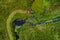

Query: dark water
(13, 19), (26, 40)
(13, 16), (60, 40)
(15, 32), (19, 40)
(36, 16), (60, 25)
(13, 19), (26, 26)
(28, 16), (60, 26)
(52, 16), (60, 22)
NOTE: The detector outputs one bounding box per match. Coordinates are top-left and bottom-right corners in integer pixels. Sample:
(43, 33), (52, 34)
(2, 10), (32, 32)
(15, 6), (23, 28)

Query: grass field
(0, 0), (60, 40)
(0, 0), (28, 40)
(0, 0), (34, 40)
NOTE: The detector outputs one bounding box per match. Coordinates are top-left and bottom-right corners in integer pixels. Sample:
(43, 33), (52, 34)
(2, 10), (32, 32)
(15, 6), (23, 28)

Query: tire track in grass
(6, 10), (27, 40)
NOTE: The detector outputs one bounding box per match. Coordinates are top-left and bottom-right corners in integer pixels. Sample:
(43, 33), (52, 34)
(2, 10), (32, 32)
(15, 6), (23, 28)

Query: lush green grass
(13, 0), (60, 40)
(0, 0), (60, 40)
(0, 0), (30, 40)
(16, 21), (60, 40)
(31, 0), (60, 21)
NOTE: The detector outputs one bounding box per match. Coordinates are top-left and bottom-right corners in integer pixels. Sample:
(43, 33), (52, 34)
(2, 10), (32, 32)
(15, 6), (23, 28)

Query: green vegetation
(16, 0), (60, 40)
(3, 0), (34, 40)
(31, 0), (60, 22)
(0, 0), (60, 40)
(0, 0), (29, 40)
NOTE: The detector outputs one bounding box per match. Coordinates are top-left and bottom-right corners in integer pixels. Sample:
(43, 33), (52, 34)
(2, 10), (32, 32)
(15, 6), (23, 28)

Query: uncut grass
(10, 0), (35, 40)
(10, 0), (60, 40)
(16, 0), (60, 40)
(31, 0), (60, 22)
(0, 0), (28, 40)
(16, 21), (60, 40)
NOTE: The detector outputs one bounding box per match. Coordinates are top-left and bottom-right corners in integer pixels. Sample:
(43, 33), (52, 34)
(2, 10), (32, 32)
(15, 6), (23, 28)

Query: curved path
(6, 9), (60, 40)
(6, 10), (27, 40)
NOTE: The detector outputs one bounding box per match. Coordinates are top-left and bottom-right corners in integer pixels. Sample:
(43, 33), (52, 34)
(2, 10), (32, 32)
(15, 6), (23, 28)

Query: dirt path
(6, 10), (27, 40)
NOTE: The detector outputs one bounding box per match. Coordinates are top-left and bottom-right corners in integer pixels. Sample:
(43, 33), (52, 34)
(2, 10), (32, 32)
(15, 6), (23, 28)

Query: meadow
(0, 0), (60, 40)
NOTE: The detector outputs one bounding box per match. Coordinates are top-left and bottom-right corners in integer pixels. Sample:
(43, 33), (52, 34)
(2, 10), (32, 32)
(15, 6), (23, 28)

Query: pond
(14, 32), (19, 40)
(13, 19), (26, 40)
(13, 19), (26, 26)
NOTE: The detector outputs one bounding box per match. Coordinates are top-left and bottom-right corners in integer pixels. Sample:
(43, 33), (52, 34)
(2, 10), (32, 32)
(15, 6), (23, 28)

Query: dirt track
(6, 10), (27, 40)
